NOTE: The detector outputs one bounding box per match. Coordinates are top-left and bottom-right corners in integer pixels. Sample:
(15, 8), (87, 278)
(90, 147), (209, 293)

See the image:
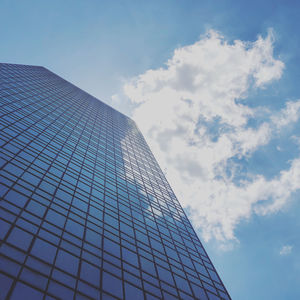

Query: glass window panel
(103, 238), (120, 257)
(0, 218), (11, 239)
(10, 282), (43, 300)
(20, 267), (48, 290)
(207, 291), (221, 300)
(7, 227), (33, 251)
(45, 210), (66, 227)
(31, 238), (57, 264)
(0, 273), (13, 299)
(26, 200), (46, 217)
(102, 271), (123, 299)
(157, 266), (174, 285)
(65, 219), (84, 238)
(55, 249), (79, 275)
(47, 280), (74, 300)
(191, 283), (208, 300)
(124, 282), (144, 300)
(5, 190), (28, 208)
(0, 244), (26, 263)
(52, 269), (76, 289)
(85, 229), (102, 248)
(122, 248), (138, 266)
(80, 261), (101, 287)
(174, 274), (192, 294)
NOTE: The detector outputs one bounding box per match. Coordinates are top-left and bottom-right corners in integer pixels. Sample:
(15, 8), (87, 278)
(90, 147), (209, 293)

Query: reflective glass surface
(0, 63), (231, 299)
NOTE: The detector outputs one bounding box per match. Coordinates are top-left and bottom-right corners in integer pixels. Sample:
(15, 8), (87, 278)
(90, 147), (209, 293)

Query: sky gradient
(1, 1), (300, 299)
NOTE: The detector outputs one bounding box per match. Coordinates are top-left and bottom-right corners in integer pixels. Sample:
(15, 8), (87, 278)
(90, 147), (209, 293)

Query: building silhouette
(0, 63), (230, 300)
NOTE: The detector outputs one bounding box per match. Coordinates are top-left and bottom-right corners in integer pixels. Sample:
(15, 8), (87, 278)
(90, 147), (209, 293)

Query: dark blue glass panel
(10, 282), (43, 300)
(26, 200), (47, 217)
(20, 267), (48, 290)
(0, 273), (13, 299)
(65, 219), (84, 238)
(47, 280), (74, 300)
(102, 271), (123, 298)
(45, 210), (66, 227)
(7, 227), (33, 251)
(122, 247), (138, 265)
(5, 190), (28, 208)
(191, 283), (209, 299)
(0, 218), (11, 239)
(103, 237), (120, 257)
(31, 238), (57, 264)
(80, 261), (101, 286)
(174, 274), (192, 294)
(125, 282), (144, 300)
(157, 266), (175, 285)
(207, 291), (221, 300)
(55, 250), (79, 275)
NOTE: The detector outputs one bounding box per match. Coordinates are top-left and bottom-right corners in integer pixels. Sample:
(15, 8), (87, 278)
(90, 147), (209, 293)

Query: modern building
(0, 63), (230, 300)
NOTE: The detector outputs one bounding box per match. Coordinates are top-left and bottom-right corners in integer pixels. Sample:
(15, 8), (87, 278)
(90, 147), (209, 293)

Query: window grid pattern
(0, 63), (231, 300)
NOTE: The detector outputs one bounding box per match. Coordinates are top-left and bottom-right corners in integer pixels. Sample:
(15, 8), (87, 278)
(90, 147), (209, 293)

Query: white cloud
(122, 29), (300, 244)
(272, 100), (300, 128)
(279, 245), (293, 255)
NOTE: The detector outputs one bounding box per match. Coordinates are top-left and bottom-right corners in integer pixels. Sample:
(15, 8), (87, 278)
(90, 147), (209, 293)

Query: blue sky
(1, 1), (300, 299)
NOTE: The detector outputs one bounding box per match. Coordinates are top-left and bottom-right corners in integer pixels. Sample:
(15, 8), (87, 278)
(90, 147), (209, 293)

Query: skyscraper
(0, 63), (230, 300)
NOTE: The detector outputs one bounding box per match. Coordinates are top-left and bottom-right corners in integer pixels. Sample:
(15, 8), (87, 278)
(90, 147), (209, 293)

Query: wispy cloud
(120, 29), (300, 245)
(271, 101), (300, 129)
(279, 245), (293, 255)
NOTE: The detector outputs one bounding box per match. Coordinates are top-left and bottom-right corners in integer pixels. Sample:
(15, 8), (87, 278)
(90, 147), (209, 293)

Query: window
(5, 190), (28, 208)
(80, 261), (100, 286)
(31, 238), (57, 264)
(7, 227), (33, 251)
(10, 282), (43, 300)
(125, 282), (144, 300)
(55, 249), (79, 275)
(102, 271), (123, 299)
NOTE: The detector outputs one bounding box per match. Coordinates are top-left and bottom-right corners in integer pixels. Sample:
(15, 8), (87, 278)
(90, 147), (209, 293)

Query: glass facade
(0, 63), (230, 300)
